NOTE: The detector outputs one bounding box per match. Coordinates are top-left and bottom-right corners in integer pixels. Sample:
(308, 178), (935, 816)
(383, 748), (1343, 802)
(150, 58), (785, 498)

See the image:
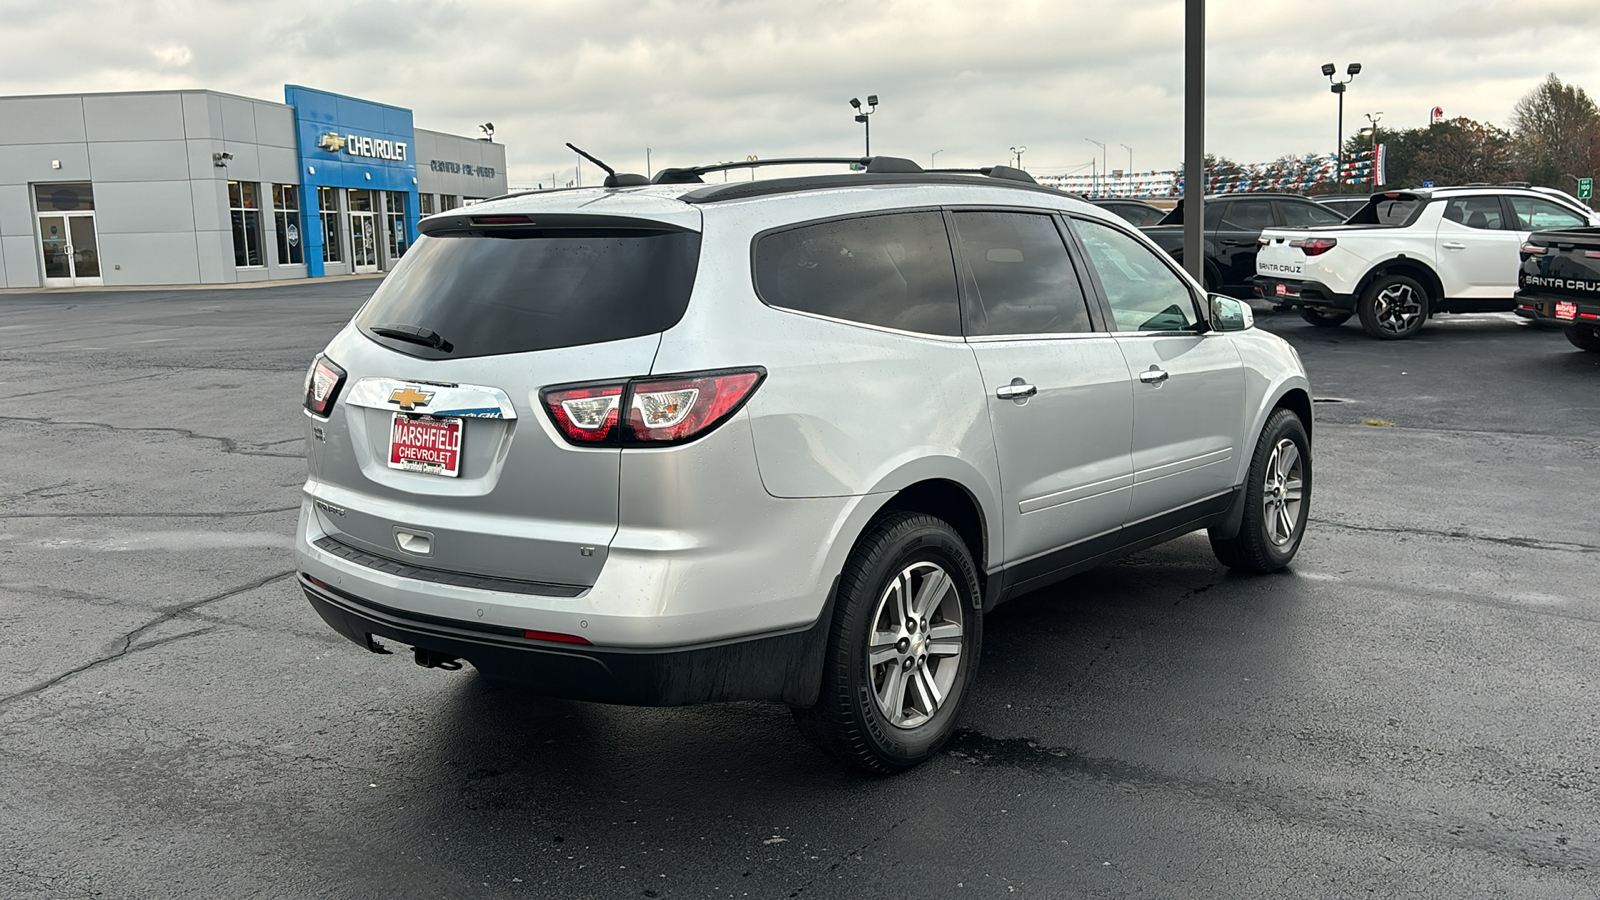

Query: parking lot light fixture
(931, 149), (944, 167)
(1010, 145), (1027, 171)
(849, 95), (878, 157)
(1324, 62), (1361, 192)
(1086, 138), (1107, 195)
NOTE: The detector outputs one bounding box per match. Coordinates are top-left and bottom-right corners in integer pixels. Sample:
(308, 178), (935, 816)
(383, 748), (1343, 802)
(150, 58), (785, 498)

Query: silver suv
(297, 157), (1313, 773)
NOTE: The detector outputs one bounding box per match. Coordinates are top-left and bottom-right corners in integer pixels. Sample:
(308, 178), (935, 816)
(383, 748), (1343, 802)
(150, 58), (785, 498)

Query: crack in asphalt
(0, 370), (172, 401)
(785, 815), (909, 897)
(942, 730), (1598, 873)
(0, 505), (299, 520)
(0, 414), (303, 459)
(1311, 516), (1600, 554)
(0, 569), (295, 710)
(1082, 579), (1216, 674)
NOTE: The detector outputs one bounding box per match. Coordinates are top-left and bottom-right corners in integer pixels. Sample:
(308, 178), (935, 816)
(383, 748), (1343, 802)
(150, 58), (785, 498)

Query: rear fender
(1356, 256), (1445, 312)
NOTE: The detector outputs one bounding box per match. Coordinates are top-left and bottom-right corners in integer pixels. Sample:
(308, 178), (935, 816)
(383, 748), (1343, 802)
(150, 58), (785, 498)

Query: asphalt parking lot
(2, 281), (1597, 899)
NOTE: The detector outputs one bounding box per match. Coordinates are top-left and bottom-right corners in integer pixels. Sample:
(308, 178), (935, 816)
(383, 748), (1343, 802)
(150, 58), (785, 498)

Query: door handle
(1139, 367), (1170, 385)
(995, 379), (1037, 401)
(1441, 242), (1466, 250)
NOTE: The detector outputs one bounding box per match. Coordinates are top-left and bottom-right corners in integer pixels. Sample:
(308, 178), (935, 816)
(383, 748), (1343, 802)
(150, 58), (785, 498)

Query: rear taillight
(1520, 243), (1547, 257)
(541, 368), (766, 447)
(303, 355), (346, 417)
(1291, 237), (1338, 256)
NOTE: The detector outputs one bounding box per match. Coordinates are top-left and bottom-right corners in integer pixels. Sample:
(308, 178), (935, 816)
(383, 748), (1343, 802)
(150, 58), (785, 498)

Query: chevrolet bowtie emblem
(318, 132), (346, 153)
(389, 387), (434, 410)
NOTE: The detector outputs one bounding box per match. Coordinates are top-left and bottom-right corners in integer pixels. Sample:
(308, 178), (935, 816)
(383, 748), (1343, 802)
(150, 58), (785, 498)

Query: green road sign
(1580, 177), (1594, 200)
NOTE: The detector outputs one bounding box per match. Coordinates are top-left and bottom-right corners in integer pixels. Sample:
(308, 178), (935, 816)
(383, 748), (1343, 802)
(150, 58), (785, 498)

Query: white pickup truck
(1254, 185), (1600, 339)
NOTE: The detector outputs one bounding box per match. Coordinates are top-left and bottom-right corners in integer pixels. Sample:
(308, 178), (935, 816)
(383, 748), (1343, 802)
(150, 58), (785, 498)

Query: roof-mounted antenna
(565, 142), (649, 188)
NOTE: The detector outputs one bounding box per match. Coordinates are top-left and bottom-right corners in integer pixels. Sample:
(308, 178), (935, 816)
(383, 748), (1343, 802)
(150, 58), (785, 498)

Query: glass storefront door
(35, 183), (102, 287)
(347, 190), (378, 274)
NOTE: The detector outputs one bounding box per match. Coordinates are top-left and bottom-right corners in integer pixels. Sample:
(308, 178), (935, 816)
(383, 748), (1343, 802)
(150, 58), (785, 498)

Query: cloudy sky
(3, 0), (1597, 187)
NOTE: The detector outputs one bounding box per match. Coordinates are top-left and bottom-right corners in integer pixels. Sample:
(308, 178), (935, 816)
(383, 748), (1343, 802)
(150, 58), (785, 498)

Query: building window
(272, 185), (303, 265)
(385, 191), (408, 259)
(228, 181), (264, 268)
(418, 193), (434, 216)
(318, 187), (341, 263)
(438, 194), (458, 211)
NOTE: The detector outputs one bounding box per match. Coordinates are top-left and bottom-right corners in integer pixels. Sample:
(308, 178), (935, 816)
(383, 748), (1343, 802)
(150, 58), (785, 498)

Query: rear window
(753, 211), (961, 336)
(355, 229), (701, 360)
(1347, 195), (1424, 226)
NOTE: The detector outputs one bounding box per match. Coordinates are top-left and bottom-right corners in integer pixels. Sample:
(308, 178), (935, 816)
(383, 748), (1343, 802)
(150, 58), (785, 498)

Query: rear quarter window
(355, 228), (702, 360)
(753, 211), (961, 336)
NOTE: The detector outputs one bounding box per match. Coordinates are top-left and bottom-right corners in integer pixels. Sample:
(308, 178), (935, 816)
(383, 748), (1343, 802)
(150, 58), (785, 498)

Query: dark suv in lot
(1140, 193), (1347, 297)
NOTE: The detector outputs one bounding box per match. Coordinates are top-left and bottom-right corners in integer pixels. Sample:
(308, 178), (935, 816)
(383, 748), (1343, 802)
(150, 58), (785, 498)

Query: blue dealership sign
(286, 84), (420, 276)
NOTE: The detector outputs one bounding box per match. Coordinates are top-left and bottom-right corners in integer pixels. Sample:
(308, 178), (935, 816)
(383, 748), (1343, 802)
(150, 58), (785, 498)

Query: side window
(1225, 199), (1276, 230)
(753, 212), (960, 336)
(1071, 218), (1200, 332)
(952, 211), (1093, 336)
(1440, 196), (1508, 230)
(1203, 203), (1226, 228)
(1281, 201), (1346, 227)
(1508, 197), (1587, 231)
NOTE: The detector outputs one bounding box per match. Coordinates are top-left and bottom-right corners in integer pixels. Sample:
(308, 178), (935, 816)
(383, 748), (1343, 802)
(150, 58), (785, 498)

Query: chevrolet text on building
(322, 131), (409, 162)
(0, 85), (507, 288)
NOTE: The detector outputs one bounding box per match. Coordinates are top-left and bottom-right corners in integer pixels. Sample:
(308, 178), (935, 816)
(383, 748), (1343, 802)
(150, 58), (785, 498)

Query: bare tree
(1512, 73), (1600, 188)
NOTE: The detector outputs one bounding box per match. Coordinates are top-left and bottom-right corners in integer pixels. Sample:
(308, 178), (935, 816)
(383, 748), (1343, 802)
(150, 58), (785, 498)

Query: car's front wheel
(1299, 307), (1352, 328)
(1565, 323), (1600, 353)
(794, 512), (981, 774)
(1209, 408), (1311, 573)
(1358, 274), (1429, 339)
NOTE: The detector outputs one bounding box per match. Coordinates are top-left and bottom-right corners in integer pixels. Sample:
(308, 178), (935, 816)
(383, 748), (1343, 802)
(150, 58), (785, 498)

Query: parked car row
(1252, 184), (1599, 340)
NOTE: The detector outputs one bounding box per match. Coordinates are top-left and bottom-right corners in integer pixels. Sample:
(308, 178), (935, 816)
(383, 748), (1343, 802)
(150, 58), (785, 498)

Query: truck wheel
(1358, 274), (1429, 339)
(1209, 408), (1311, 574)
(1565, 324), (1600, 353)
(1298, 307), (1351, 328)
(794, 512), (982, 774)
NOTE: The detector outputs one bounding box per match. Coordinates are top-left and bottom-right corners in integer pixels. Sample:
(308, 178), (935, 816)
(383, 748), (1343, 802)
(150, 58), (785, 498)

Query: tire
(794, 512), (982, 774)
(1298, 307), (1352, 328)
(1565, 324), (1600, 352)
(1209, 408), (1311, 574)
(1357, 274), (1429, 339)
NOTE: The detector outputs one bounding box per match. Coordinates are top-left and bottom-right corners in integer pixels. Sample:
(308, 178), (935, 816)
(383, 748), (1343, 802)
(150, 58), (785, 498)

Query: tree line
(1347, 74), (1597, 193)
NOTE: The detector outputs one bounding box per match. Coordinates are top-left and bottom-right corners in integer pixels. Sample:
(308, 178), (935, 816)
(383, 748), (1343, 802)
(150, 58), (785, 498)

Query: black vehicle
(1088, 197), (1168, 228)
(1515, 227), (1600, 352)
(1141, 192), (1347, 297)
(1314, 195), (1366, 220)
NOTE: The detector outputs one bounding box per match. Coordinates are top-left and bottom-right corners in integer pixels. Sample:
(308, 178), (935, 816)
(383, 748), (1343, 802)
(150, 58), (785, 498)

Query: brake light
(542, 382), (625, 444)
(471, 215), (534, 226)
(541, 368), (766, 447)
(1520, 243), (1547, 257)
(1290, 237), (1338, 256)
(303, 355), (346, 417)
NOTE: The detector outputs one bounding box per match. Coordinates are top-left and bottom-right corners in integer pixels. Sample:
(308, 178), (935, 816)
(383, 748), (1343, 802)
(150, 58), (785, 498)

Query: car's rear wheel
(1358, 274), (1429, 339)
(1565, 324), (1600, 352)
(1299, 307), (1352, 328)
(1209, 408), (1311, 573)
(794, 512), (981, 774)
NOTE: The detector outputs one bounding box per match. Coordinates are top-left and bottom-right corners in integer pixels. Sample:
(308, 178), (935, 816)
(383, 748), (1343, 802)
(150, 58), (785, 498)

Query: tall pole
(646, 147), (652, 178)
(1336, 88), (1345, 192)
(1183, 0), (1205, 286)
(865, 116), (870, 157)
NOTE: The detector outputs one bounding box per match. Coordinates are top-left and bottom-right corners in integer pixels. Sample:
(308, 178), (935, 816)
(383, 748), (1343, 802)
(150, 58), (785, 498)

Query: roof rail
(652, 156), (924, 184)
(926, 165), (1038, 184)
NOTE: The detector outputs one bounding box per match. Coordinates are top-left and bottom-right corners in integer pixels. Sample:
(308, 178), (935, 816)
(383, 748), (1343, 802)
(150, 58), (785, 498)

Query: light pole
(1120, 143), (1133, 173)
(1322, 62), (1361, 192)
(646, 147), (652, 178)
(1010, 145), (1027, 170)
(931, 149), (944, 167)
(849, 95), (878, 157)
(1085, 138), (1107, 195)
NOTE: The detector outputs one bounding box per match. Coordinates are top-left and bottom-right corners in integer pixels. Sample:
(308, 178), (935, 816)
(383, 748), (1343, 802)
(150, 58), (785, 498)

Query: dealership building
(0, 85), (507, 288)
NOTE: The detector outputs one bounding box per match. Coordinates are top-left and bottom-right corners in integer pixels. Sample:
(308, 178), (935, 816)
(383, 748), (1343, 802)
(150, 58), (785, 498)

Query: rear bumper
(301, 572), (833, 707)
(1515, 292), (1600, 325)
(1254, 277), (1355, 311)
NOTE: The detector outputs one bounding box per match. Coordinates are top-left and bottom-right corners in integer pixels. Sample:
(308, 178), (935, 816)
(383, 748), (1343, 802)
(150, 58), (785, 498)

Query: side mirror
(1209, 294), (1254, 331)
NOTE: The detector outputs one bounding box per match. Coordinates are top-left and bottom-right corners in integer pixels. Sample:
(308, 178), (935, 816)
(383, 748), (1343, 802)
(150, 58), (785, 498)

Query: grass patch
(1362, 419), (1395, 427)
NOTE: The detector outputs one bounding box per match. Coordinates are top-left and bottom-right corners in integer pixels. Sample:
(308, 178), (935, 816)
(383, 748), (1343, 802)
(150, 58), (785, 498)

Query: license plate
(1556, 301), (1578, 320)
(1275, 283), (1288, 297)
(388, 414), (462, 477)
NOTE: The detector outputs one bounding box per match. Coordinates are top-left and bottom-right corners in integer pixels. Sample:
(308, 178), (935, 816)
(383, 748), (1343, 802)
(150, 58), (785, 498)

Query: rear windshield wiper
(369, 323), (454, 353)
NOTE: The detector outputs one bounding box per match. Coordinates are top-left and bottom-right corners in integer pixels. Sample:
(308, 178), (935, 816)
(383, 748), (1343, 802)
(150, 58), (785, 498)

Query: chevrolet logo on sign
(317, 132), (346, 153)
(389, 387), (434, 410)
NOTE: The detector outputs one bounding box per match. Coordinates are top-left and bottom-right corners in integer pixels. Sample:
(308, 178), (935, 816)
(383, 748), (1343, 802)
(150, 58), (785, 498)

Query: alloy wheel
(1261, 438), (1304, 546)
(866, 561), (965, 729)
(1373, 283), (1424, 335)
